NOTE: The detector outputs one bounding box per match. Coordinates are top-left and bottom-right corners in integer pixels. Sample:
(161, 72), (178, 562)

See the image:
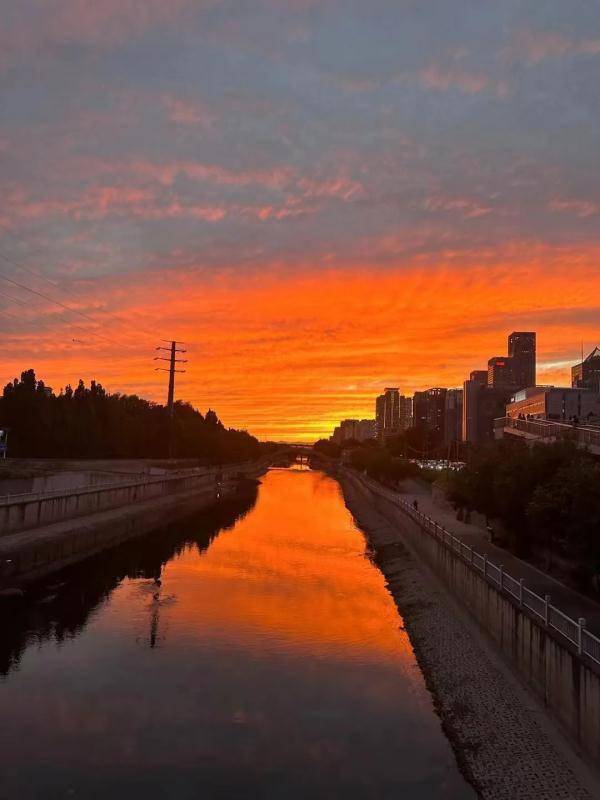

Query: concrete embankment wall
(342, 470), (600, 764)
(0, 461), (268, 537)
(0, 458), (273, 589)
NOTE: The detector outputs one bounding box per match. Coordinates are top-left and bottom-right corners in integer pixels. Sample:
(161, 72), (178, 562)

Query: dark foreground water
(0, 467), (475, 799)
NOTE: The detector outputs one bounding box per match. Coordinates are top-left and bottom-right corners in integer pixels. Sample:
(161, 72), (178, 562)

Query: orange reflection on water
(149, 468), (412, 665)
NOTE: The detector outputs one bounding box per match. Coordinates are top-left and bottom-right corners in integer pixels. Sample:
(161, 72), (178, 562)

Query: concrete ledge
(0, 457), (274, 588)
(0, 484), (218, 588)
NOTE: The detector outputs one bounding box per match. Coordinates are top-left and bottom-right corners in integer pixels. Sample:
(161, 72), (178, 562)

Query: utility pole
(154, 340), (187, 458)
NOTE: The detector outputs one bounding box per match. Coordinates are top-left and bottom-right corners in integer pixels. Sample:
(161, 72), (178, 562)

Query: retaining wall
(0, 456), (276, 588)
(343, 470), (600, 764)
(0, 460), (268, 538)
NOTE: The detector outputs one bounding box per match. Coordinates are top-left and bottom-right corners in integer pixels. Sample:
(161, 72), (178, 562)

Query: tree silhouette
(0, 369), (262, 463)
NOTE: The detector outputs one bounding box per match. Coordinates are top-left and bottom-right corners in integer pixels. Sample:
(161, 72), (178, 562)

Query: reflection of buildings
(572, 347), (600, 392)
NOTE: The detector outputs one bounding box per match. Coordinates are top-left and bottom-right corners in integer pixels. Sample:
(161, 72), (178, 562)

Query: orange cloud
(2, 246), (598, 442)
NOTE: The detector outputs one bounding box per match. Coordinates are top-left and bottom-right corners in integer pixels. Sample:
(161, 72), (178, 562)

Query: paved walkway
(400, 485), (600, 637)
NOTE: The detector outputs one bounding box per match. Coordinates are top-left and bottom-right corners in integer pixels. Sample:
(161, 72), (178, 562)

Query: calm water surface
(0, 467), (475, 799)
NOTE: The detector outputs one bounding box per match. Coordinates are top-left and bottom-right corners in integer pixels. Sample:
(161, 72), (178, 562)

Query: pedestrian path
(400, 486), (600, 637)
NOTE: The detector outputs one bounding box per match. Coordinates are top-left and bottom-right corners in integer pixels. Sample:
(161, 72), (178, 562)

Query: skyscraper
(508, 331), (536, 390)
(399, 395), (413, 430)
(487, 332), (536, 392)
(462, 370), (487, 443)
(376, 388), (403, 441)
(375, 394), (385, 439)
(413, 388), (447, 445)
(444, 389), (463, 446)
(487, 356), (514, 388)
(383, 387), (400, 431)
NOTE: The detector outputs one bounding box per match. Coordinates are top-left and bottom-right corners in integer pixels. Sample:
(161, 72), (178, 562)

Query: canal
(0, 466), (475, 799)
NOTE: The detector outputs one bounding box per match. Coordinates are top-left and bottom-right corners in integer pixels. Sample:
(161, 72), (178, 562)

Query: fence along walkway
(355, 472), (600, 668)
(497, 415), (600, 452)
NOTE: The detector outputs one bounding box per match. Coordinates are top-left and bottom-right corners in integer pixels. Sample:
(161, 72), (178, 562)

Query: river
(0, 466), (475, 799)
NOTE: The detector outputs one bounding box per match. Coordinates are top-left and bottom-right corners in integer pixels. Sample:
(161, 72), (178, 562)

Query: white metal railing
(498, 416), (600, 449)
(348, 469), (600, 668)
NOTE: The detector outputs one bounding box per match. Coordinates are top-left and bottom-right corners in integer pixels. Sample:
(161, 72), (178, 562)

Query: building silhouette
(572, 347), (600, 393)
(384, 387), (400, 431)
(508, 331), (536, 389)
(487, 332), (536, 392)
(375, 394), (386, 440)
(444, 389), (463, 446)
(487, 356), (514, 388)
(399, 395), (413, 431)
(413, 388), (447, 446)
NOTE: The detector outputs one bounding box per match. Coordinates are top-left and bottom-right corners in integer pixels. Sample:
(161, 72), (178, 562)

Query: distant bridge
(495, 416), (600, 456)
(274, 443), (315, 449)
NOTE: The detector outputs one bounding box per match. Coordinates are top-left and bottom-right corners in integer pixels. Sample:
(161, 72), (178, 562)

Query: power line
(0, 287), (129, 350)
(0, 246), (165, 343)
(0, 265), (130, 350)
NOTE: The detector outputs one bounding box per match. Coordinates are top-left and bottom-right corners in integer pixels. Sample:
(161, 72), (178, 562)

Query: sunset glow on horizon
(1, 1), (599, 441)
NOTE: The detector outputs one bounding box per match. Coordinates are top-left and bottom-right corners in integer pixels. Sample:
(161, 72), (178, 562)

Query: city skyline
(327, 334), (600, 447)
(1, 2), (600, 441)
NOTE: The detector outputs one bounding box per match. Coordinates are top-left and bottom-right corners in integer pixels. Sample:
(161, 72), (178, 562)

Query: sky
(0, 1), (599, 441)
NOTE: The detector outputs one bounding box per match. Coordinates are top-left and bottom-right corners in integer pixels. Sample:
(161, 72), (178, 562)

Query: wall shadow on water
(0, 483), (259, 678)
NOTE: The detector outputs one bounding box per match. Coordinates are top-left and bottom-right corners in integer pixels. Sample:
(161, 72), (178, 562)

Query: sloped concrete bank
(339, 471), (599, 800)
(0, 465), (268, 591)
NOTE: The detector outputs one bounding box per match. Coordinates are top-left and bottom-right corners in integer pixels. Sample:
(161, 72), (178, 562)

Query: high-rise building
(383, 387), (400, 431)
(476, 386), (512, 443)
(462, 370), (487, 443)
(399, 395), (413, 431)
(413, 388), (447, 445)
(332, 418), (376, 444)
(375, 394), (385, 439)
(572, 347), (600, 392)
(508, 331), (536, 389)
(356, 419), (377, 441)
(487, 356), (514, 388)
(444, 388), (463, 446)
(487, 332), (536, 391)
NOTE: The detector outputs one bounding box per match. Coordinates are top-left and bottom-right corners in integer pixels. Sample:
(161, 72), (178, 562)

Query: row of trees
(316, 431), (600, 592)
(1, 369), (264, 463)
(313, 436), (424, 483)
(446, 440), (600, 591)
